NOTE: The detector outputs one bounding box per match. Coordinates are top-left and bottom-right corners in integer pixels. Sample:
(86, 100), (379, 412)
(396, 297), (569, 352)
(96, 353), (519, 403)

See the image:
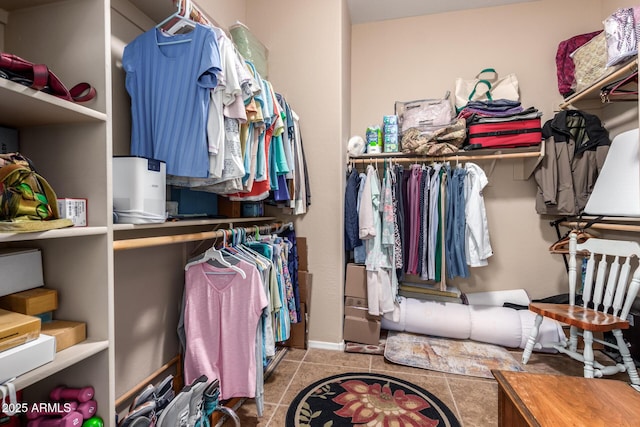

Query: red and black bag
(466, 114), (542, 150)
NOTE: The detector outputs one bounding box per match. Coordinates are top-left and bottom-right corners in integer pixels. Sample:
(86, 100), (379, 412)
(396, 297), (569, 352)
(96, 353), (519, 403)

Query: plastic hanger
(274, 222), (293, 235)
(600, 71), (638, 103)
(226, 229), (270, 271)
(236, 229), (266, 259)
(156, 0), (184, 29)
(184, 231), (246, 279)
(156, 0), (195, 45)
(222, 229), (255, 264)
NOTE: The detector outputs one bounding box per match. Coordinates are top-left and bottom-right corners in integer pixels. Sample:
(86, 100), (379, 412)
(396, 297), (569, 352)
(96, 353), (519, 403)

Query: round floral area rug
(285, 372), (461, 426)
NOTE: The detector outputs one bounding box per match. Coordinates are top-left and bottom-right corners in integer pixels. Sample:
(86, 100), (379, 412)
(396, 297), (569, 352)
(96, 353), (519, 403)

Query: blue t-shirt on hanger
(123, 23), (222, 178)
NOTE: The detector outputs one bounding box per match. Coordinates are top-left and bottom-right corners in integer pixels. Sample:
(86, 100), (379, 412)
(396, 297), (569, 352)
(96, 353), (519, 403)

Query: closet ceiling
(123, 1), (539, 26)
(347, 0), (540, 24)
(129, 0), (173, 22)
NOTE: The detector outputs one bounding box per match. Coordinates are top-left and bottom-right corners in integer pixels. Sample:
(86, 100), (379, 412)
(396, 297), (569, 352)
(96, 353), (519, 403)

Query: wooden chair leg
(613, 329), (640, 385)
(583, 330), (595, 379)
(522, 314), (543, 364)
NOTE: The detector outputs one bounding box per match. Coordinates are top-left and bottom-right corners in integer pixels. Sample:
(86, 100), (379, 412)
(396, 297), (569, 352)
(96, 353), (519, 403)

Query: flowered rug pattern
(285, 372), (461, 426)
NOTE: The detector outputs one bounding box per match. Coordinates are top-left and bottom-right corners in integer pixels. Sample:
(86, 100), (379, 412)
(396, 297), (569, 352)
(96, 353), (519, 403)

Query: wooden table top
(493, 370), (640, 427)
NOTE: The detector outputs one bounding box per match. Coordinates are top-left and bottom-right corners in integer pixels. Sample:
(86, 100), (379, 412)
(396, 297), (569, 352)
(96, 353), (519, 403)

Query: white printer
(113, 156), (166, 224)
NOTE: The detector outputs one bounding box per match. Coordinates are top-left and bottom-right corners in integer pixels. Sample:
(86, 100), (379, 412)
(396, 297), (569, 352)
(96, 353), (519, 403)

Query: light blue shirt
(123, 24), (221, 177)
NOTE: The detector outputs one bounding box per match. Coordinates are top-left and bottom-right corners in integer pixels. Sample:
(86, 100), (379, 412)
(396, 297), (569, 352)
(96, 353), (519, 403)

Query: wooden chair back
(569, 232), (640, 322)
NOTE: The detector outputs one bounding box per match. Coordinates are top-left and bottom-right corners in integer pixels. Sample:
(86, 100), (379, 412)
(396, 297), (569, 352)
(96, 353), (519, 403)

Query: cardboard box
(343, 315), (381, 345)
(57, 198), (88, 227)
(344, 296), (380, 320)
(345, 263), (367, 298)
(217, 197), (241, 218)
(344, 296), (368, 310)
(297, 237), (308, 271)
(285, 303), (308, 349)
(0, 309), (41, 352)
(383, 115), (398, 125)
(42, 320), (87, 352)
(0, 334), (55, 384)
(298, 272), (313, 306)
(344, 305), (381, 321)
(0, 248), (44, 298)
(0, 288), (58, 315)
(383, 133), (399, 153)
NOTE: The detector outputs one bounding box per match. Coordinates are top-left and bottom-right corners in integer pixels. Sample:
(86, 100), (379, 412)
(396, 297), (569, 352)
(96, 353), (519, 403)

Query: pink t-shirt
(183, 260), (267, 399)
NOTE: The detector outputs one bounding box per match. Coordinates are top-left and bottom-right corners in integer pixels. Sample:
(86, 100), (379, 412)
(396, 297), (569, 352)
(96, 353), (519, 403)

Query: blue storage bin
(170, 187), (218, 217)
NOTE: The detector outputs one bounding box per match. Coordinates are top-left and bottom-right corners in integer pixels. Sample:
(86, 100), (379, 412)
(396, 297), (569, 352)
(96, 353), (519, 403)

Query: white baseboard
(307, 340), (346, 351)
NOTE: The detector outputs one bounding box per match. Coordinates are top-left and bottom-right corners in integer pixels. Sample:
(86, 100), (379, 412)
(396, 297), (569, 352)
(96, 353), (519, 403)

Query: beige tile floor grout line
(445, 377), (464, 427)
(265, 350), (308, 425)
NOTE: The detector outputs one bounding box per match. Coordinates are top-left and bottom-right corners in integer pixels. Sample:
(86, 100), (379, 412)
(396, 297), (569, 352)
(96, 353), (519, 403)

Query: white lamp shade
(584, 128), (640, 217)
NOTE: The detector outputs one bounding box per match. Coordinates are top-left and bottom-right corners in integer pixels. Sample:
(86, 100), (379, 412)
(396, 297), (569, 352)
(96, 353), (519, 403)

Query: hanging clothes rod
(349, 145), (544, 165)
(559, 221), (640, 233)
(113, 222), (291, 251)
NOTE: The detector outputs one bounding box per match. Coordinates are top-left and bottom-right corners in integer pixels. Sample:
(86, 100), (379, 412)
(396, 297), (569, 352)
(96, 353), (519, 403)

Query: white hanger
(222, 229), (255, 265)
(156, 0), (196, 45)
(274, 222), (294, 235)
(184, 231), (247, 279)
(156, 0), (183, 29)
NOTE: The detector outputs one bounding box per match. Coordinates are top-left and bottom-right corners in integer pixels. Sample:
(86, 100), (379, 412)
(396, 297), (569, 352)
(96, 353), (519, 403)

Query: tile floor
(218, 342), (631, 426)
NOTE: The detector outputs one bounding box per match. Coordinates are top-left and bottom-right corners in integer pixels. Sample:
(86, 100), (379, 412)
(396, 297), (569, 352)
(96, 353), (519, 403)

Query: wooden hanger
(549, 229), (596, 254)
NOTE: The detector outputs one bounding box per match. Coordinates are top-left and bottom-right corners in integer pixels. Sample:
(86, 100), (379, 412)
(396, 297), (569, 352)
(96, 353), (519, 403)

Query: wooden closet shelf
(14, 339), (110, 390)
(0, 78), (107, 127)
(113, 217), (276, 232)
(0, 226), (108, 243)
(559, 58), (638, 109)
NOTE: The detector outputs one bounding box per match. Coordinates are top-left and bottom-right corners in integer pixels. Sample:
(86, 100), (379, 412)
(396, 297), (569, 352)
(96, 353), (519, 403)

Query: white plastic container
(112, 156), (166, 224)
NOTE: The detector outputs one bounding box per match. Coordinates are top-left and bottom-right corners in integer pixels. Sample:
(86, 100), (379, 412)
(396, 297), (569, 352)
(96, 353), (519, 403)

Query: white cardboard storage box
(57, 198), (88, 227)
(0, 334), (55, 383)
(0, 248), (44, 298)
